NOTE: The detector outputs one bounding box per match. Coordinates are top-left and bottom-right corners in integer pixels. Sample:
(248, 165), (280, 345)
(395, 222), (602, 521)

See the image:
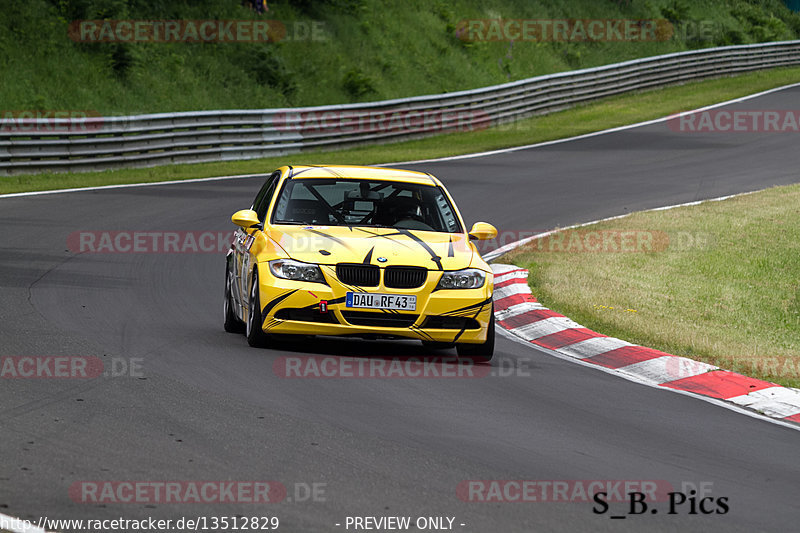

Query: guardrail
(2, 40), (800, 175)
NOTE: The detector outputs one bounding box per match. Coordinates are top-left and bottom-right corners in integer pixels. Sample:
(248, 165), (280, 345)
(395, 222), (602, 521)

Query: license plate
(346, 292), (416, 311)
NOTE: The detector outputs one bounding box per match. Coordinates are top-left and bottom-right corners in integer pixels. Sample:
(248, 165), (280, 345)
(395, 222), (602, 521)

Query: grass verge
(505, 184), (800, 388)
(2, 66), (800, 195)
(6, 0), (800, 113)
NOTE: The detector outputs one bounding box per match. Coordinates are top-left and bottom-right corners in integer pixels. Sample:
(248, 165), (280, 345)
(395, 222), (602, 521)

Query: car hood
(269, 225), (477, 271)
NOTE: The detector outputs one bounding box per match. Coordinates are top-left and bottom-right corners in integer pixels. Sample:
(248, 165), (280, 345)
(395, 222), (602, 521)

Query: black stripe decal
(397, 229), (443, 270)
(411, 325), (435, 341)
(362, 247), (374, 264)
(261, 289), (298, 318)
(454, 298), (492, 342)
(306, 229), (350, 249)
(442, 296), (493, 316)
(355, 228), (414, 249)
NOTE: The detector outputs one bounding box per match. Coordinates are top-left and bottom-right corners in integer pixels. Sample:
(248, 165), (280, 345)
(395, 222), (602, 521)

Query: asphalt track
(2, 86), (800, 532)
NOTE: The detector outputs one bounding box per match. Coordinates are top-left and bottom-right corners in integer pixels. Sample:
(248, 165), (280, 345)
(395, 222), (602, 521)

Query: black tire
(421, 341), (455, 351)
(224, 263), (245, 333)
(246, 270), (272, 348)
(456, 304), (495, 362)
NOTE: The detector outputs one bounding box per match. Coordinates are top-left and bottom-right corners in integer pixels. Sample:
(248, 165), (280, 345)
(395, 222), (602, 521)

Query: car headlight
(268, 259), (327, 284)
(436, 268), (486, 290)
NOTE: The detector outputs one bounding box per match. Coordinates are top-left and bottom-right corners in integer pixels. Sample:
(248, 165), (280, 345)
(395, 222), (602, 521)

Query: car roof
(285, 165), (438, 186)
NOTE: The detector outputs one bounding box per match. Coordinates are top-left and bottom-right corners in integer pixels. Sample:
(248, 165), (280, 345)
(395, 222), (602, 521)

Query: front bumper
(256, 263), (493, 344)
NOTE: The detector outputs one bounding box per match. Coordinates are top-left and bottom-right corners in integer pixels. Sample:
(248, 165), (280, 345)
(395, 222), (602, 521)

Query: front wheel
(456, 304), (495, 362)
(246, 270), (272, 348)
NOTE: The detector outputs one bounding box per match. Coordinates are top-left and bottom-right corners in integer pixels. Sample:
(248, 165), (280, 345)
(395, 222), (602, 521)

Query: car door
(233, 171), (281, 316)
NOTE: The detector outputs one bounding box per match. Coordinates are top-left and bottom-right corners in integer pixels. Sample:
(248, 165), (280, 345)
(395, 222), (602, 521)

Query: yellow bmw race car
(224, 165), (498, 359)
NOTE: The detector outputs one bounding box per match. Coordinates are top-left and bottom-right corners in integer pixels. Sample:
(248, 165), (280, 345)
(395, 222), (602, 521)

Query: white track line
(483, 190), (758, 261)
(0, 173), (267, 199)
(2, 82), (799, 200)
(382, 81), (800, 166)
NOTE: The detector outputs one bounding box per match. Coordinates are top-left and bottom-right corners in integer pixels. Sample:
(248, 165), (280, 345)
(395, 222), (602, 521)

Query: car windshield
(271, 178), (463, 233)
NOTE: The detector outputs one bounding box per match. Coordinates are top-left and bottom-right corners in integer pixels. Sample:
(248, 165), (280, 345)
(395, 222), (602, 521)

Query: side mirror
(468, 222), (498, 241)
(231, 209), (261, 229)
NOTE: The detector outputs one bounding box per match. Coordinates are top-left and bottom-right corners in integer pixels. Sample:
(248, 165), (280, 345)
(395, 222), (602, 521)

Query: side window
(434, 189), (460, 233)
(272, 181), (292, 222)
(250, 175), (272, 211)
(252, 171), (281, 221)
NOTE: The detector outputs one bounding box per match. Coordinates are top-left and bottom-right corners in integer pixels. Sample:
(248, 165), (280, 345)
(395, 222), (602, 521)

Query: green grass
(506, 184), (800, 388)
(1, 0), (800, 113)
(3, 65), (800, 195)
